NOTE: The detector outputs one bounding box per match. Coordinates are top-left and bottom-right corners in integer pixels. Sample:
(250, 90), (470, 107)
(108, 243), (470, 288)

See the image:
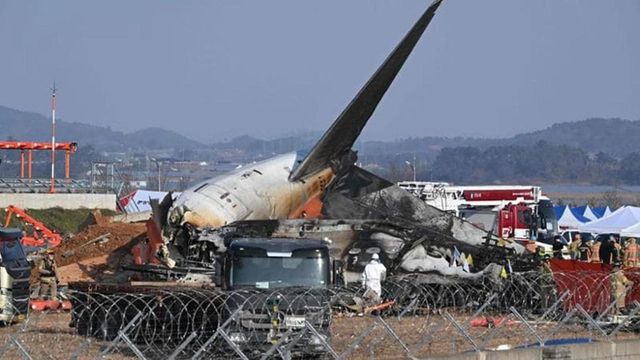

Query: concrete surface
(0, 193), (116, 210)
(428, 338), (640, 359)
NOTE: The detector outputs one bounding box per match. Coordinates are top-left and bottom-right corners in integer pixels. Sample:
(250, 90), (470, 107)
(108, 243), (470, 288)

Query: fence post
(304, 320), (341, 360)
(510, 306), (544, 347)
(99, 310), (145, 357)
(536, 290), (569, 322)
(443, 310), (480, 352)
(190, 308), (243, 360)
(119, 331), (148, 360)
(376, 316), (412, 356)
(339, 323), (378, 360)
(217, 328), (250, 360)
(167, 331), (198, 360)
(575, 304), (609, 338)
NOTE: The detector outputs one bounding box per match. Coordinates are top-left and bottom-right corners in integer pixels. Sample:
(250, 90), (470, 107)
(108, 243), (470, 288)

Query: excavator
(3, 205), (62, 251)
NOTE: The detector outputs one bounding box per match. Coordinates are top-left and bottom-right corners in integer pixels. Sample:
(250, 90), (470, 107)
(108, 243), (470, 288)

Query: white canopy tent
(580, 206), (599, 221)
(579, 206), (640, 234)
(605, 206), (613, 217)
(621, 222), (640, 238)
(557, 206), (591, 229)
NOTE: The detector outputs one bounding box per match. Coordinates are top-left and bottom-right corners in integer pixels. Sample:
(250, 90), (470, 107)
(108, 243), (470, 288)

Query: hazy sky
(1, 1), (638, 143)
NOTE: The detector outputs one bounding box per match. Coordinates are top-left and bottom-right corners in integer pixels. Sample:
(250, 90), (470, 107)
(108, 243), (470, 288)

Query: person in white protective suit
(361, 253), (387, 302)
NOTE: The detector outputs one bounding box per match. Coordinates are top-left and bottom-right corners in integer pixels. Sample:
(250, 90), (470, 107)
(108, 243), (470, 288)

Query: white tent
(604, 206), (613, 217)
(576, 205), (598, 221)
(557, 206), (591, 229)
(579, 206), (640, 234)
(621, 222), (640, 238)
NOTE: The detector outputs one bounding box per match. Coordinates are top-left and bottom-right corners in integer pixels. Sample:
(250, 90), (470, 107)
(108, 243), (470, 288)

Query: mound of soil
(53, 222), (146, 267)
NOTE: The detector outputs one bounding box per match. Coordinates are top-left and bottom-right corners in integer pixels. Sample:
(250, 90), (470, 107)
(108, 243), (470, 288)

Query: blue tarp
(592, 207), (606, 218)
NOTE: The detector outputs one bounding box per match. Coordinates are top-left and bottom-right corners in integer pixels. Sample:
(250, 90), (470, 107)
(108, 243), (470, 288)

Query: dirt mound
(76, 209), (112, 232)
(53, 222), (146, 267)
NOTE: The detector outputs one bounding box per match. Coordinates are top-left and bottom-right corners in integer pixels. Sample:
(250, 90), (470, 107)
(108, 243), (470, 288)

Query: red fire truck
(398, 182), (558, 248)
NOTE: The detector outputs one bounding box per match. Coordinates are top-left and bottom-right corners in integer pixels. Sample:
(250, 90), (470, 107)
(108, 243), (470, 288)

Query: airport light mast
(50, 82), (57, 193)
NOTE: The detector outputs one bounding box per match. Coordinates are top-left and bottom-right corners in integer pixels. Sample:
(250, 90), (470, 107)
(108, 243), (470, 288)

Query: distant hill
(360, 118), (640, 156)
(0, 105), (203, 151)
(508, 118), (640, 155)
(2, 104), (637, 157)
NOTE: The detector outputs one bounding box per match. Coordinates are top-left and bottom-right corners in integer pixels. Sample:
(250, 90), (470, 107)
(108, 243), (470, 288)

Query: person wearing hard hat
(361, 253), (387, 303)
(552, 236), (565, 259)
(611, 261), (633, 314)
(38, 251), (58, 301)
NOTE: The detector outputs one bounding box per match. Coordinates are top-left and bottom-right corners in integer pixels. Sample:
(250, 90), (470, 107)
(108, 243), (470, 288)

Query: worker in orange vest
(624, 238), (638, 267)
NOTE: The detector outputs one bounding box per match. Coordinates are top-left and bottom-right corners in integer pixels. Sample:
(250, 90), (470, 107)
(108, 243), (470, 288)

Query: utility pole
(151, 157), (161, 191)
(405, 154), (417, 182)
(412, 153), (417, 182)
(49, 82), (57, 193)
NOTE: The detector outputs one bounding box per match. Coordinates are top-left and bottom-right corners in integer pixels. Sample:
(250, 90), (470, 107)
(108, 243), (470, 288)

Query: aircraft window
(253, 169), (263, 175)
(220, 192), (230, 199)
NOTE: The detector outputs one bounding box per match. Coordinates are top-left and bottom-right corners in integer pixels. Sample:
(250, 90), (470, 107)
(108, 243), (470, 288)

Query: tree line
(430, 141), (640, 185)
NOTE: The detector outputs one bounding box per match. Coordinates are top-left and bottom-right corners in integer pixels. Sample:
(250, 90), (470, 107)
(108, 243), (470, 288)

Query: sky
(0, 0), (639, 143)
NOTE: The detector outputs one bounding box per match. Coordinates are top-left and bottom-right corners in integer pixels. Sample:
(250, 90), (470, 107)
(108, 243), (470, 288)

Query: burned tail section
(289, 0), (444, 182)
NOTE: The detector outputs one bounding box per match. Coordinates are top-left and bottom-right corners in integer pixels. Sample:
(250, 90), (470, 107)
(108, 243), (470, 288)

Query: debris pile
(54, 222), (145, 267)
(51, 213), (146, 284)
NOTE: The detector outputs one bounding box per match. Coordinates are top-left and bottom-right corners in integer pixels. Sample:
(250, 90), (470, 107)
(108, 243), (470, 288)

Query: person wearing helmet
(37, 252), (58, 301)
(361, 253), (387, 303)
(552, 235), (565, 259)
(611, 261), (632, 314)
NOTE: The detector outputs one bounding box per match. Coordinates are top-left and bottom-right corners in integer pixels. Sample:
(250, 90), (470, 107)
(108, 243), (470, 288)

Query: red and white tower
(49, 82), (57, 193)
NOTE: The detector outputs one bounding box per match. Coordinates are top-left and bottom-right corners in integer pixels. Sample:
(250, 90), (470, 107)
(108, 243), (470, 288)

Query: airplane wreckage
(143, 0), (538, 287)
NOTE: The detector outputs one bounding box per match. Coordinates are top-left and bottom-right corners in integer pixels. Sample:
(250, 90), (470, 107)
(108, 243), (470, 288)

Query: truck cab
(496, 200), (558, 246)
(222, 237), (334, 356)
(0, 228), (31, 324)
(224, 238), (331, 290)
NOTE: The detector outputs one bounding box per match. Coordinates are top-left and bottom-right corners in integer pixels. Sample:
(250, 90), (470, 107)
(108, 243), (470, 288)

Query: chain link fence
(1, 270), (640, 359)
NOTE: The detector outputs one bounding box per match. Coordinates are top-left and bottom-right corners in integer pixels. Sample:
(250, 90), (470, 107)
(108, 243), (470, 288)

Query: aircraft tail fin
(289, 0), (443, 181)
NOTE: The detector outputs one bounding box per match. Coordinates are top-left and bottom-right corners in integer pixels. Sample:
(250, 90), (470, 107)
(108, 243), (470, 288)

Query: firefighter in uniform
(611, 261), (632, 314)
(591, 240), (601, 263)
(569, 234), (581, 260)
(613, 238), (623, 264)
(539, 255), (556, 310)
(578, 239), (592, 262)
(38, 252), (58, 301)
(624, 238), (638, 267)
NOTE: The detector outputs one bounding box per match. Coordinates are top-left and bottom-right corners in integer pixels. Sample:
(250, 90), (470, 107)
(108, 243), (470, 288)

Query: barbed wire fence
(1, 270), (640, 359)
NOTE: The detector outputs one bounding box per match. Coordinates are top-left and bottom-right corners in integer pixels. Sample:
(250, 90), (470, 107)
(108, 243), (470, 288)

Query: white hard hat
(371, 253), (379, 260)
